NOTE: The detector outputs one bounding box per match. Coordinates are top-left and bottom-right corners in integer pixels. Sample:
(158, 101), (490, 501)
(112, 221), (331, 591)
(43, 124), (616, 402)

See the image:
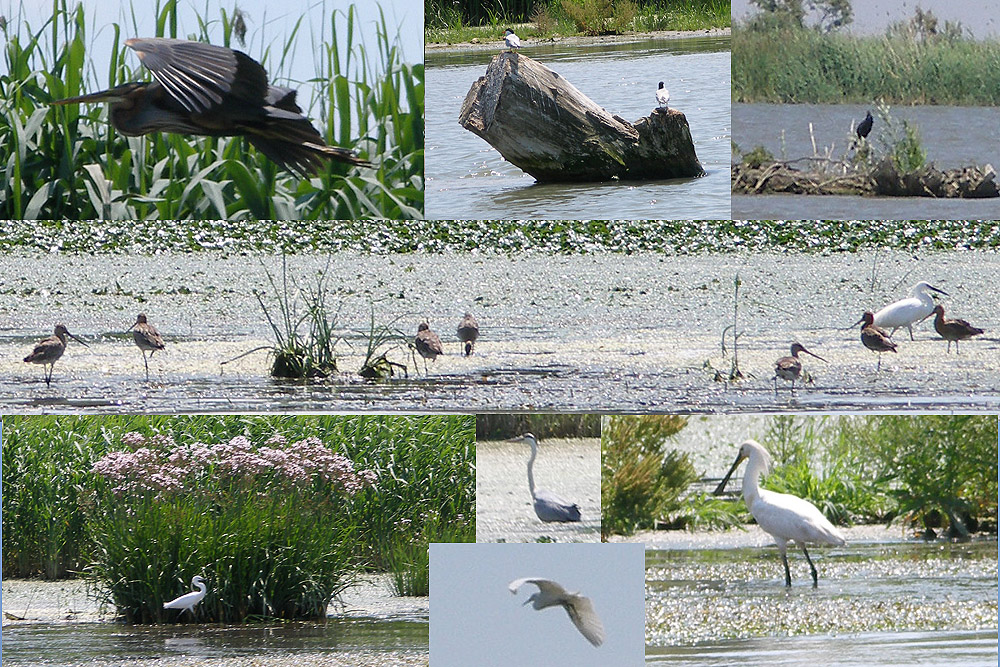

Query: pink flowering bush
(88, 431), (379, 624)
(92, 433), (377, 500)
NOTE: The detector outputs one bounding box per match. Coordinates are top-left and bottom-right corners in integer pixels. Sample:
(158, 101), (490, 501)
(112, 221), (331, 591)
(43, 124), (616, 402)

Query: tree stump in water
(458, 52), (704, 183)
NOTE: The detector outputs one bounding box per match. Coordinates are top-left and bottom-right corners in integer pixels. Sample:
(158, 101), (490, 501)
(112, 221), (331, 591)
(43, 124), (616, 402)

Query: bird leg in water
(781, 551), (792, 588)
(802, 545), (818, 588)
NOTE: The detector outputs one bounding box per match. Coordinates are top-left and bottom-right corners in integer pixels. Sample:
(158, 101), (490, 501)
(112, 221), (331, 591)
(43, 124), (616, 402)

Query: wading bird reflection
(714, 440), (846, 587)
(52, 38), (371, 176)
(508, 433), (581, 523)
(23, 324), (88, 386)
(509, 577), (605, 647)
(163, 575), (207, 618)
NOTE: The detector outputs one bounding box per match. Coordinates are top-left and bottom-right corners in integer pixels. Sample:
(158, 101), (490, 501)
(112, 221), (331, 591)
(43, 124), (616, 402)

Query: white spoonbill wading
(23, 324), (89, 386)
(509, 577), (605, 647)
(508, 433), (582, 522)
(163, 575), (207, 617)
(873, 281), (948, 340)
(714, 440), (845, 587)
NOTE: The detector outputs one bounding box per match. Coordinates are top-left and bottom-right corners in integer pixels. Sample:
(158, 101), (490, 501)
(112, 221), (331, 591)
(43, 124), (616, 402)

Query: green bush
(601, 415), (693, 537)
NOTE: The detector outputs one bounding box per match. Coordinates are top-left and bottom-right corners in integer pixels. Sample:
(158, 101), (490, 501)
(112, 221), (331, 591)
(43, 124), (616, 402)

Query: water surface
(426, 37), (731, 220)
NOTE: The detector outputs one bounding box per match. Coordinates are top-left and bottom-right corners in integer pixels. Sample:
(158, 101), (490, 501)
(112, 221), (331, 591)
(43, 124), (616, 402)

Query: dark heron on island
(856, 110), (873, 139)
(52, 37), (371, 176)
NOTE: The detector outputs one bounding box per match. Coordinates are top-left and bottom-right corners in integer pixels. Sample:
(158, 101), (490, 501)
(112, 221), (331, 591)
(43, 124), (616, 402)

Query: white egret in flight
(508, 433), (581, 522)
(873, 281), (948, 340)
(163, 575), (207, 617)
(715, 440), (846, 587)
(509, 577), (605, 647)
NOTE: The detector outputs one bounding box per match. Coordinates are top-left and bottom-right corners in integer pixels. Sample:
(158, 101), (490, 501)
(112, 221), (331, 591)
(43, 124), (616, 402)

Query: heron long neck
(742, 459), (764, 506)
(194, 580), (206, 594)
(526, 439), (538, 497)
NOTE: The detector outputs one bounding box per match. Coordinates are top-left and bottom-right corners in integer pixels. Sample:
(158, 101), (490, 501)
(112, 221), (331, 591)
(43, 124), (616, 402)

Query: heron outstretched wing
(508, 577), (567, 597)
(126, 37), (269, 114)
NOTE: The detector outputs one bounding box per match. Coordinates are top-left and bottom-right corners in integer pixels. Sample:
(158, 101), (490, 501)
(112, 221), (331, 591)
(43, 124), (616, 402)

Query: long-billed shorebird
(414, 321), (444, 374)
(23, 324), (88, 386)
(715, 440), (846, 587)
(773, 342), (826, 395)
(854, 311), (897, 371)
(129, 313), (165, 378)
(873, 281), (948, 340)
(457, 313), (479, 357)
(919, 304), (984, 354)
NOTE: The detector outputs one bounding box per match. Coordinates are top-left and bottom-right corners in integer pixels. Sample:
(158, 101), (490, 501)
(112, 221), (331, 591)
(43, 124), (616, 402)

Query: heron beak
(713, 452), (746, 495)
(51, 87), (130, 106)
(929, 285), (949, 296)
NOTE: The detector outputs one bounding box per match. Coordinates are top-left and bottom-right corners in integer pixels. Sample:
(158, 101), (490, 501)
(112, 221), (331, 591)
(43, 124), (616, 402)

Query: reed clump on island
(1, 415), (475, 621)
(1, 0), (423, 220)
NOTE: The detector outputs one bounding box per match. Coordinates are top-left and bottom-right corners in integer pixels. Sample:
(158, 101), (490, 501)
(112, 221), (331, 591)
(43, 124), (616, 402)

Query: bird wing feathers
(508, 577), (567, 597)
(755, 489), (846, 546)
(128, 38), (268, 114)
(564, 593), (605, 647)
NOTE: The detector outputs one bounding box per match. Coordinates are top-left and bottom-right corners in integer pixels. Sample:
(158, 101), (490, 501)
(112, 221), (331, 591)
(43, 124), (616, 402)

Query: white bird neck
(741, 457), (765, 506)
(194, 579), (206, 593)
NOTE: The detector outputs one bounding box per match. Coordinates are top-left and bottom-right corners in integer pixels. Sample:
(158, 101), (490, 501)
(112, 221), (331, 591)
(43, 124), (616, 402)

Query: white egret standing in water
(509, 577), (605, 647)
(714, 440), (846, 587)
(508, 433), (582, 522)
(163, 575), (207, 617)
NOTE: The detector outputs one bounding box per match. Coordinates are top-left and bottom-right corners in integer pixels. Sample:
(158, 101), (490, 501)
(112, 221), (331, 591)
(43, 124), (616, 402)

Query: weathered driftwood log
(733, 158), (1000, 198)
(459, 52), (704, 182)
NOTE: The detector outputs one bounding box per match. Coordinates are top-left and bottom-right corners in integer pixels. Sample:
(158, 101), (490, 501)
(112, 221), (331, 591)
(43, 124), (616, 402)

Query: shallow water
(644, 531), (998, 666)
(476, 438), (601, 542)
(426, 37), (731, 220)
(1, 251), (998, 413)
(732, 103), (1000, 220)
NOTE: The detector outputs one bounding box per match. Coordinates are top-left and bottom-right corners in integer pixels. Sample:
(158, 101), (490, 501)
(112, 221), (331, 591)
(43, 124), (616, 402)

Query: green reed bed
(2, 416), (474, 620)
(1, 0), (422, 220)
(3, 219), (999, 255)
(733, 23), (1000, 105)
(425, 0), (728, 43)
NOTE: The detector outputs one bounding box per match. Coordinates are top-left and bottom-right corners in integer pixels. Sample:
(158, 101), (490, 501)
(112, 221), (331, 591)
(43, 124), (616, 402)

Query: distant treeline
(476, 414), (601, 439)
(734, 21), (1000, 105)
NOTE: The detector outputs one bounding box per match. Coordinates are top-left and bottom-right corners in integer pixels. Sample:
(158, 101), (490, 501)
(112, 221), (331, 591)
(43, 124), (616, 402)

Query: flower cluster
(92, 432), (378, 498)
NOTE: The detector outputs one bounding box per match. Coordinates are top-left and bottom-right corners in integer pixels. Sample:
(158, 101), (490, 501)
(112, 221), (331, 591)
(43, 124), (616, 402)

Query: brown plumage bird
(457, 313), (479, 356)
(920, 304), (984, 354)
(414, 321), (444, 374)
(773, 342), (826, 395)
(23, 324), (88, 386)
(129, 313), (166, 378)
(52, 37), (371, 176)
(854, 311), (897, 371)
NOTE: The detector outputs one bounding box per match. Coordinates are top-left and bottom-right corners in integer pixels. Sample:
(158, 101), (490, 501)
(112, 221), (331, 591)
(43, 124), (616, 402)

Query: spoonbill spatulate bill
(714, 440), (846, 587)
(872, 282), (948, 340)
(508, 433), (582, 522)
(163, 575), (207, 617)
(509, 577), (605, 647)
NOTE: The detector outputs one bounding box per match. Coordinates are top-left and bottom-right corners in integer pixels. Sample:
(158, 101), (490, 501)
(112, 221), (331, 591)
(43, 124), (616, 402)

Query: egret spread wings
(508, 576), (567, 597)
(508, 577), (605, 647)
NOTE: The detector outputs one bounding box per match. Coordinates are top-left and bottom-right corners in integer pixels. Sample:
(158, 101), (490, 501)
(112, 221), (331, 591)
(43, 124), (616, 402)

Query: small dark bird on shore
(457, 313), (479, 356)
(52, 37), (371, 176)
(854, 311), (897, 371)
(415, 322), (444, 373)
(856, 110), (873, 139)
(919, 304), (984, 354)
